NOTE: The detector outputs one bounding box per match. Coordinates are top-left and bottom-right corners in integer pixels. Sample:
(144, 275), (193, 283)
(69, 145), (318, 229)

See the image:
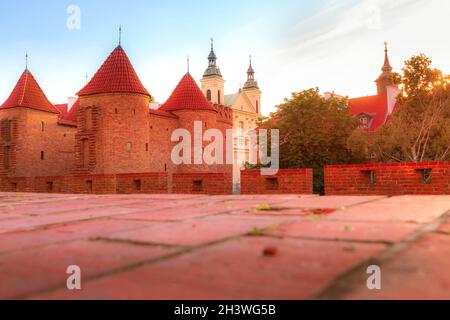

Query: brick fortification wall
(0, 173), (168, 194)
(241, 169), (313, 195)
(172, 172), (233, 195)
(0, 172), (233, 195)
(325, 162), (450, 195)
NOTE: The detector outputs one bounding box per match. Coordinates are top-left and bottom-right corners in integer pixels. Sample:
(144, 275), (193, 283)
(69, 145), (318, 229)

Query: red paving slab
(265, 219), (418, 244)
(32, 237), (386, 300)
(0, 240), (177, 299)
(0, 192), (449, 300)
(0, 219), (167, 254)
(101, 215), (298, 246)
(339, 233), (450, 300)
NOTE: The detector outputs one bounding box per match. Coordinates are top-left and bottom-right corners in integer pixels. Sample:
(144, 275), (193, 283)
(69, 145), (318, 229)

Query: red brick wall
(0, 172), (168, 194)
(241, 169), (314, 194)
(325, 162), (450, 195)
(172, 172), (233, 195)
(75, 93), (151, 174)
(0, 108), (76, 177)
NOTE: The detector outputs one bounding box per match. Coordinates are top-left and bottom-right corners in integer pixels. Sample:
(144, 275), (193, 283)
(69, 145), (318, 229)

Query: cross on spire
(25, 53), (29, 70)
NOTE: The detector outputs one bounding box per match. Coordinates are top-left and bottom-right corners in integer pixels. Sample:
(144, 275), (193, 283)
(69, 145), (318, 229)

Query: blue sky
(0, 0), (448, 115)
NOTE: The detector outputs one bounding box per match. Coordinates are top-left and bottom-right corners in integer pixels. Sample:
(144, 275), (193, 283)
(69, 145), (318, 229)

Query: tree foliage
(349, 54), (450, 163)
(262, 88), (364, 194)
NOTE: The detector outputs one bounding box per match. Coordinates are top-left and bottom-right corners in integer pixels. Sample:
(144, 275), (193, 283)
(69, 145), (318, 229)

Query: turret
(200, 39), (225, 105)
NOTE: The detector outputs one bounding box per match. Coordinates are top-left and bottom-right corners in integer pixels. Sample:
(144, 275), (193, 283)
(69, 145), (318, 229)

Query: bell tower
(200, 38), (225, 105)
(242, 55), (262, 115)
(375, 42), (397, 95)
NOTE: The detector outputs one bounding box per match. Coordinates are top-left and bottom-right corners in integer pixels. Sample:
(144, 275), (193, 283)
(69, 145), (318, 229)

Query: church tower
(242, 55), (262, 115)
(200, 39), (225, 105)
(375, 42), (397, 96)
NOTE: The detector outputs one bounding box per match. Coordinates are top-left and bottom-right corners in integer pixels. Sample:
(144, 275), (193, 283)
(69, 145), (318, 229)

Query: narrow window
(126, 142), (132, 151)
(133, 180), (142, 191)
(164, 163), (167, 172)
(3, 146), (10, 170)
(362, 170), (376, 185)
(81, 139), (89, 168)
(11, 182), (17, 192)
(265, 177), (279, 190)
(218, 90), (221, 104)
(85, 108), (92, 130)
(256, 100), (259, 113)
(40, 151), (45, 161)
(41, 121), (45, 132)
(132, 109), (136, 115)
(86, 180), (93, 193)
(146, 143), (149, 152)
(46, 181), (54, 193)
(206, 90), (212, 102)
(193, 179), (203, 192)
(417, 169), (432, 184)
(115, 108), (118, 114)
(239, 121), (244, 137)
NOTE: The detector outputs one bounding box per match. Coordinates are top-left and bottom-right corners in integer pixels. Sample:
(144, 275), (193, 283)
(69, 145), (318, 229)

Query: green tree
(262, 88), (364, 194)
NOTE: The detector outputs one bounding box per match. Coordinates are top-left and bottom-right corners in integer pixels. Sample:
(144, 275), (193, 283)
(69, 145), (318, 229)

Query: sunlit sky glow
(0, 0), (448, 115)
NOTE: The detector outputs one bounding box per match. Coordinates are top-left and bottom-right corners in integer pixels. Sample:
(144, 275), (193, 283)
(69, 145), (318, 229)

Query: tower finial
(85, 72), (88, 85)
(249, 54), (252, 66)
(381, 41), (392, 72)
(119, 25), (122, 46)
(25, 53), (28, 70)
(187, 55), (190, 74)
(211, 37), (214, 51)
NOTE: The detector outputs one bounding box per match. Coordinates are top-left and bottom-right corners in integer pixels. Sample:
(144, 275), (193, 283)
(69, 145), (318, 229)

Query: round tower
(75, 44), (151, 174)
(161, 73), (220, 173)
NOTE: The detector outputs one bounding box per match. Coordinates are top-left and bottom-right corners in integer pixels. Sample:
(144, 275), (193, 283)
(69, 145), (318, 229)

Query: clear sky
(0, 0), (448, 115)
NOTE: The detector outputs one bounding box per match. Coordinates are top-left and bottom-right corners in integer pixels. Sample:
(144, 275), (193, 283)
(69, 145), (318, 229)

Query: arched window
(206, 90), (212, 102)
(218, 90), (221, 104)
(256, 100), (259, 113)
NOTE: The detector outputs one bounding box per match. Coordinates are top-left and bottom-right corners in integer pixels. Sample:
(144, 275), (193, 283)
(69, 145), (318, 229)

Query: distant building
(199, 41), (261, 192)
(0, 40), (234, 191)
(348, 43), (400, 131)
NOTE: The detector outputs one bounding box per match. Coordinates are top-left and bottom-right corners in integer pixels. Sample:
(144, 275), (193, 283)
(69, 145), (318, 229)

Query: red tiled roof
(0, 70), (60, 114)
(60, 99), (79, 125)
(149, 108), (178, 119)
(160, 73), (217, 113)
(55, 103), (68, 116)
(77, 46), (150, 97)
(348, 94), (389, 131)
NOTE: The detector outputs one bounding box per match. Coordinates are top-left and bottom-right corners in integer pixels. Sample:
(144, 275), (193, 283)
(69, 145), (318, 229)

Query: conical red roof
(160, 73), (216, 112)
(0, 70), (60, 114)
(77, 46), (150, 97)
